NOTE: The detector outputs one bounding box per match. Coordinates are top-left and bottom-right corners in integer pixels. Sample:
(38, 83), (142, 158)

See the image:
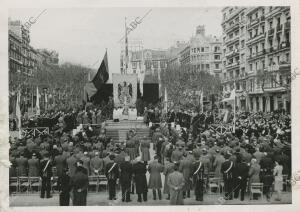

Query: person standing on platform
(70, 160), (89, 206)
(40, 153), (53, 199)
(148, 155), (164, 200)
(192, 156), (205, 201)
(105, 154), (119, 200)
(120, 156), (133, 202)
(126, 139), (136, 161)
(133, 156), (148, 202)
(167, 162), (185, 205)
(140, 137), (150, 164)
(58, 168), (71, 206)
(221, 153), (234, 200)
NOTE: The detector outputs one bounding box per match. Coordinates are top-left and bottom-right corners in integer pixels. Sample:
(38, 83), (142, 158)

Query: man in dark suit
(192, 156), (205, 201)
(70, 160), (89, 205)
(221, 153), (234, 200)
(233, 157), (249, 201)
(119, 156), (133, 202)
(105, 154), (119, 200)
(40, 153), (53, 198)
(133, 156), (148, 202)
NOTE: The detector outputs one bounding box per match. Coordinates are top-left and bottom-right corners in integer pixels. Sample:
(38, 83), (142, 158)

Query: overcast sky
(9, 8), (223, 73)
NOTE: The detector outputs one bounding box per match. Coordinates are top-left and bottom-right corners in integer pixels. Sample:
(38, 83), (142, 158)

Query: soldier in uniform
(221, 153), (234, 200)
(133, 156), (148, 202)
(54, 150), (66, 180)
(192, 155), (205, 201)
(148, 155), (164, 200)
(126, 139), (136, 161)
(140, 137), (150, 164)
(179, 153), (193, 198)
(16, 153), (28, 177)
(28, 153), (40, 177)
(40, 153), (53, 199)
(260, 152), (274, 201)
(119, 156), (133, 202)
(58, 168), (71, 206)
(105, 154), (119, 200)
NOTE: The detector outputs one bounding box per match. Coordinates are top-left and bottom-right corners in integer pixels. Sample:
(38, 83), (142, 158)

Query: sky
(9, 7), (223, 73)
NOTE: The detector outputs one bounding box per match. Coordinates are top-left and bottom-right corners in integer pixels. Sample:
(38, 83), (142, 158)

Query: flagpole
(233, 80), (236, 133)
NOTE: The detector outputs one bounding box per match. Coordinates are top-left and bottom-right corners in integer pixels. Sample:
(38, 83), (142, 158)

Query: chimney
(196, 25), (205, 36)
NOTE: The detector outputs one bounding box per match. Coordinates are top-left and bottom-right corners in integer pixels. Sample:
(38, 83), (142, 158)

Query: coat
(105, 162), (119, 181)
(171, 149), (183, 162)
(54, 155), (66, 177)
(119, 161), (133, 187)
(167, 171), (185, 205)
(133, 161), (148, 194)
(90, 156), (104, 175)
(148, 161), (164, 189)
(70, 167), (89, 206)
(126, 140), (136, 160)
(16, 157), (28, 176)
(248, 163), (261, 184)
(179, 158), (193, 191)
(213, 154), (225, 178)
(81, 156), (91, 176)
(66, 155), (77, 177)
(28, 158), (40, 177)
(163, 162), (175, 194)
(140, 139), (150, 162)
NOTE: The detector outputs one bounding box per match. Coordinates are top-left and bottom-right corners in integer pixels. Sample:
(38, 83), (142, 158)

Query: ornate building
(221, 6), (291, 113)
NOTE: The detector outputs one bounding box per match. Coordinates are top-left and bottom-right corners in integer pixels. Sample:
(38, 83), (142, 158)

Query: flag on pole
(124, 18), (129, 73)
(200, 89), (204, 113)
(84, 50), (109, 101)
(16, 90), (22, 139)
(36, 87), (40, 115)
(164, 87), (168, 113)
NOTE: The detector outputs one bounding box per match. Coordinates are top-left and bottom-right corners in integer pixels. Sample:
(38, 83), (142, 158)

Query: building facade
(221, 6), (291, 113)
(179, 25), (222, 76)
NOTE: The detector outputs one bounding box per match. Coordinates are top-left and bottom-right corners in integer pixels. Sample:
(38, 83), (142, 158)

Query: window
(206, 64), (210, 69)
(277, 17), (281, 26)
(286, 53), (290, 62)
(241, 40), (245, 48)
(250, 63), (253, 71)
(261, 25), (265, 34)
(201, 47), (204, 52)
(262, 42), (265, 51)
(262, 60), (265, 69)
(214, 55), (220, 60)
(215, 63), (220, 69)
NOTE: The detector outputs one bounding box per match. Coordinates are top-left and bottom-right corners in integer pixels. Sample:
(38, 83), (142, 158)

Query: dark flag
(84, 51), (109, 101)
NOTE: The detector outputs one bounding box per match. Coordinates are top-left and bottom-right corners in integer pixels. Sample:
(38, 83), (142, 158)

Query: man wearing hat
(70, 160), (89, 205)
(179, 153), (193, 198)
(132, 156), (148, 202)
(120, 155), (133, 202)
(192, 154), (205, 201)
(171, 146), (184, 163)
(105, 154), (119, 200)
(148, 155), (164, 200)
(167, 162), (185, 205)
(40, 153), (53, 198)
(221, 153), (234, 200)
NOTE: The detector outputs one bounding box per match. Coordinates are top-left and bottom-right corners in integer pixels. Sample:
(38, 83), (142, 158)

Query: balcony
(276, 24), (283, 32)
(225, 49), (239, 57)
(225, 36), (239, 45)
(279, 61), (291, 70)
(280, 41), (290, 49)
(260, 15), (265, 21)
(247, 18), (259, 28)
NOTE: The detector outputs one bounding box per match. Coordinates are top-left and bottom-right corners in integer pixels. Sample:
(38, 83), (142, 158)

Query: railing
(21, 127), (49, 137)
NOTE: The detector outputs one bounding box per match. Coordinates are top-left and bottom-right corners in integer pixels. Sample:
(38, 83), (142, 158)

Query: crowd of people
(9, 105), (291, 205)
